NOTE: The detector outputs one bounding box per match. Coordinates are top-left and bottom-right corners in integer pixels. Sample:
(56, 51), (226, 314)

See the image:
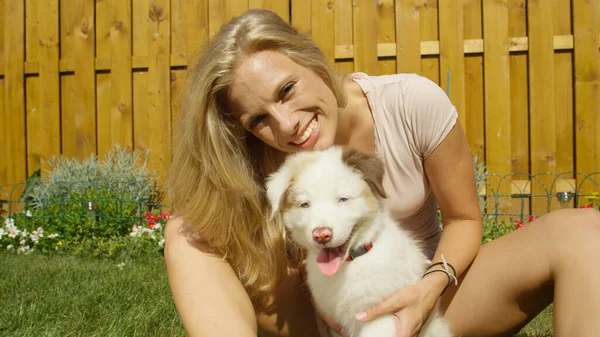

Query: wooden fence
(1, 0), (599, 214)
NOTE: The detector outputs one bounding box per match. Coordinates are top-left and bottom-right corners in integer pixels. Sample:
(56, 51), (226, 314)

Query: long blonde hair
(168, 9), (346, 311)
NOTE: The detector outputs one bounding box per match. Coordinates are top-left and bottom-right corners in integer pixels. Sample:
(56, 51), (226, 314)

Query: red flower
(514, 220), (524, 229)
(579, 204), (594, 209)
(528, 215), (538, 222)
(148, 221), (155, 228)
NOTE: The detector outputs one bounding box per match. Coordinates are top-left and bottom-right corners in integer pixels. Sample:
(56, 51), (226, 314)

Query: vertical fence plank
(528, 0), (556, 215)
(552, 0), (574, 210)
(4, 1), (26, 185)
(96, 0), (112, 158)
(133, 0), (150, 162)
(377, 0), (396, 75)
(209, 0), (248, 39)
(483, 0), (512, 217)
(25, 0), (39, 65)
(352, 0), (378, 74)
(59, 0), (78, 159)
(147, 0), (172, 187)
(420, 0), (439, 84)
(171, 69), (186, 158)
(249, 0), (290, 21)
(291, 0), (311, 35)
(25, 76), (39, 172)
(170, 0), (184, 154)
(36, 0), (60, 175)
(208, 0), (225, 39)
(171, 0), (185, 63)
(25, 0), (40, 177)
(509, 0), (528, 173)
(185, 0), (209, 62)
(395, 0), (421, 74)
(73, 0), (97, 159)
(573, 0), (600, 198)
(60, 0), (76, 158)
(0, 0), (4, 188)
(438, 0), (465, 126)
(333, 0), (353, 74)
(0, 0), (3, 67)
(508, 0), (529, 215)
(463, 0), (484, 159)
(109, 0), (133, 153)
(311, 0), (335, 64)
(0, 77), (5, 187)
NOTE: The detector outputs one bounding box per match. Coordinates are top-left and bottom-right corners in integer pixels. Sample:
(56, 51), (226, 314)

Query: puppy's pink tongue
(316, 248), (342, 276)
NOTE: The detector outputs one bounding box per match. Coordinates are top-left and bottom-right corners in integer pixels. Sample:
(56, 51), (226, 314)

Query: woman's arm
(164, 217), (257, 337)
(164, 217), (322, 337)
(421, 121), (483, 297)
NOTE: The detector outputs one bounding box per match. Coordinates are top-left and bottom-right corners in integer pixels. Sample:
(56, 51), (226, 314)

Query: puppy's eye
(299, 202), (310, 208)
(338, 197), (349, 203)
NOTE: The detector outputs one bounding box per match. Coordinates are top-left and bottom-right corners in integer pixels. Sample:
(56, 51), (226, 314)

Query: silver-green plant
(30, 144), (157, 206)
(472, 154), (489, 216)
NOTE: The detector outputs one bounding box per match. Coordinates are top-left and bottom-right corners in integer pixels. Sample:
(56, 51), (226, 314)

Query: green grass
(0, 253), (553, 337)
(0, 253), (186, 337)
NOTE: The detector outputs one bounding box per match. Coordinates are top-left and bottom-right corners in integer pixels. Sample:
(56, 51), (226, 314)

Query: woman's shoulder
(164, 215), (216, 255)
(349, 72), (427, 93)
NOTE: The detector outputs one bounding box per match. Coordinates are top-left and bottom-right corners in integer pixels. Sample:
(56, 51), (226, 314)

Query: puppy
(266, 146), (452, 337)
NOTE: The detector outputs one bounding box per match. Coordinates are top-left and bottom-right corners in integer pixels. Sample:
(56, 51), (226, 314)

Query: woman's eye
(299, 202), (310, 208)
(338, 197), (349, 203)
(280, 82), (295, 99)
(248, 114), (267, 129)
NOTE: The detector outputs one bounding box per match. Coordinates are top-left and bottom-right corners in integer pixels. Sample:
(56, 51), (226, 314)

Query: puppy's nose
(312, 227), (332, 244)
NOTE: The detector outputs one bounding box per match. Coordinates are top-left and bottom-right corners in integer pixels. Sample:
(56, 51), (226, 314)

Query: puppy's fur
(266, 146), (452, 337)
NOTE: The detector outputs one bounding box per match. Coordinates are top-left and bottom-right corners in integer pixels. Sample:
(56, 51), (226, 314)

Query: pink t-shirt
(351, 73), (458, 259)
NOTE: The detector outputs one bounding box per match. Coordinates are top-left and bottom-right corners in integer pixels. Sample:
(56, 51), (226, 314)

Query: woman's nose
(270, 105), (299, 135)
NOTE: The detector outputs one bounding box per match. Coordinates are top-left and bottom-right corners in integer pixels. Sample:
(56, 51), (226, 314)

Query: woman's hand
(354, 273), (448, 337)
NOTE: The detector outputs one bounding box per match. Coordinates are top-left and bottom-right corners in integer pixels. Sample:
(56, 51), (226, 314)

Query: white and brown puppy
(266, 146), (452, 337)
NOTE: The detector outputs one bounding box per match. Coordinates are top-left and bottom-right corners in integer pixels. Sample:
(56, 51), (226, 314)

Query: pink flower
(528, 215), (538, 223)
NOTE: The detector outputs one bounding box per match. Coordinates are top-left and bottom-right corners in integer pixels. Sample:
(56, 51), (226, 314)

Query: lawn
(0, 253), (186, 337)
(0, 253), (553, 337)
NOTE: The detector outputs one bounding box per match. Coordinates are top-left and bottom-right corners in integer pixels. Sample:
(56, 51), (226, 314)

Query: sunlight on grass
(0, 253), (553, 337)
(0, 253), (185, 337)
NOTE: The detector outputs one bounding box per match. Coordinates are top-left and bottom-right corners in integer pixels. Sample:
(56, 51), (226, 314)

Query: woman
(164, 8), (600, 337)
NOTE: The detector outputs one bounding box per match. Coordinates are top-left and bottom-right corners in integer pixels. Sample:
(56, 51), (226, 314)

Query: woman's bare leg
(440, 208), (600, 337)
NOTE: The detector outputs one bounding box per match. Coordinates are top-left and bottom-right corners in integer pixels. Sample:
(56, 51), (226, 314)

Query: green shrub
(1, 145), (169, 258)
(26, 144), (159, 206)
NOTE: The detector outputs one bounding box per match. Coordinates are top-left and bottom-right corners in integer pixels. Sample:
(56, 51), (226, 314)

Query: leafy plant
(26, 144), (159, 208)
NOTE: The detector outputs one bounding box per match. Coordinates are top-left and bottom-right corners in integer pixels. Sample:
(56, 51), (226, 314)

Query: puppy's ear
(341, 148), (387, 199)
(265, 166), (293, 219)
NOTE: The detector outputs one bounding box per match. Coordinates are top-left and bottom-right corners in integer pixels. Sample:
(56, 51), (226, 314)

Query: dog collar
(345, 243), (373, 261)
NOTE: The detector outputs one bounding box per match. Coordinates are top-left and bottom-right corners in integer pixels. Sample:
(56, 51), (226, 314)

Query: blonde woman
(164, 8), (600, 337)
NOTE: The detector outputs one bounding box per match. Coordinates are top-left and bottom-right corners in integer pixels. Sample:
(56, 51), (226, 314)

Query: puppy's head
(265, 146), (386, 276)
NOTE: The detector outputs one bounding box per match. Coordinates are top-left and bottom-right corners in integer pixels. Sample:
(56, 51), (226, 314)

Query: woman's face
(227, 51), (340, 153)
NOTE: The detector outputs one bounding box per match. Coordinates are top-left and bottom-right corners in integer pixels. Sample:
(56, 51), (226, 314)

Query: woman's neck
(334, 79), (375, 153)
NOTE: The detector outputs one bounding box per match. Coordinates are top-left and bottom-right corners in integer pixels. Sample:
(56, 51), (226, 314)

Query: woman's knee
(538, 208), (600, 267)
(542, 208), (600, 238)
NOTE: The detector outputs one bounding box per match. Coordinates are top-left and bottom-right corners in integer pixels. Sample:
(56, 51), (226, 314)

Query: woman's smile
(289, 115), (320, 148)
